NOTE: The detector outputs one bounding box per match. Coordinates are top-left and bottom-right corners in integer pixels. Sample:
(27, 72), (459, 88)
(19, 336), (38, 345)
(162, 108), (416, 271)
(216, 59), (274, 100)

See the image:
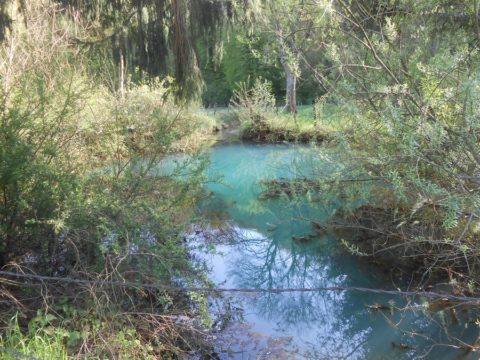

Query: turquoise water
(190, 143), (478, 359)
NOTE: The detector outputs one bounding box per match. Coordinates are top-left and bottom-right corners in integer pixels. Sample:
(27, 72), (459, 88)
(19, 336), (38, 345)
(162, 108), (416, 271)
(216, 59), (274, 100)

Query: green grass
(203, 104), (352, 143)
(0, 316), (68, 360)
(275, 104), (351, 131)
(240, 104), (352, 143)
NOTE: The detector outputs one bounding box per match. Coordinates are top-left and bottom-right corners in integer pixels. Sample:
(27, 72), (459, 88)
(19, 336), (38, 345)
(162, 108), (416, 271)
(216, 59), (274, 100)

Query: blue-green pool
(189, 143), (478, 359)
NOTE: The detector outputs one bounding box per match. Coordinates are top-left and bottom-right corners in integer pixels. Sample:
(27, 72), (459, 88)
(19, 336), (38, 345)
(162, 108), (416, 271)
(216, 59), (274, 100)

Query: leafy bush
(0, 4), (213, 357)
(0, 2), (87, 264)
(231, 78), (276, 124)
(230, 79), (331, 143)
(310, 1), (480, 287)
(0, 2), (212, 269)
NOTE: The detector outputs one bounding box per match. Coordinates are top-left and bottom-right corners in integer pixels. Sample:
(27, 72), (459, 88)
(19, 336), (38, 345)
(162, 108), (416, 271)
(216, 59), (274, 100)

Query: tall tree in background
(73, 0), (231, 100)
(0, 0), (232, 100)
(267, 1), (301, 113)
(252, 0), (330, 113)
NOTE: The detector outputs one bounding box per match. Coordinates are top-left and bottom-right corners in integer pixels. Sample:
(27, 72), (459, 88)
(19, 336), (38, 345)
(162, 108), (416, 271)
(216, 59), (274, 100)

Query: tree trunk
(270, 5), (298, 114)
(278, 59), (298, 114)
(284, 70), (297, 113)
(119, 47), (125, 98)
(172, 0), (202, 100)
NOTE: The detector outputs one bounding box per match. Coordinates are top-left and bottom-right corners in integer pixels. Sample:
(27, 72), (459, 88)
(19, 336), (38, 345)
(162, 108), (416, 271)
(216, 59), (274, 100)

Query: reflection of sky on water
(193, 227), (376, 359)
(190, 143), (479, 359)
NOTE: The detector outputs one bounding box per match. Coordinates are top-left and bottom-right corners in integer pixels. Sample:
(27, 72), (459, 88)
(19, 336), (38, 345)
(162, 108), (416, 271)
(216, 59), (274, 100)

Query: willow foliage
(51, 0), (234, 100)
(308, 0), (480, 284)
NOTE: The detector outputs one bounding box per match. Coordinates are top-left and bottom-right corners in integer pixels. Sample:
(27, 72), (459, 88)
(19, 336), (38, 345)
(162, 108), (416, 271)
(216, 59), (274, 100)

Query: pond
(189, 143), (478, 359)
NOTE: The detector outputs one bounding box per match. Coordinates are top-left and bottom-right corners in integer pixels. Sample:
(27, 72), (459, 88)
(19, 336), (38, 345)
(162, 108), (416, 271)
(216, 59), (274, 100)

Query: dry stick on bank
(0, 270), (480, 304)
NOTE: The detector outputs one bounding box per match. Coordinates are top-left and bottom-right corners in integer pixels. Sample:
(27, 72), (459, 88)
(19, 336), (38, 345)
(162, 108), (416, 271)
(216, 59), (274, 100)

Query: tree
(41, 0), (233, 100)
(251, 0), (330, 113)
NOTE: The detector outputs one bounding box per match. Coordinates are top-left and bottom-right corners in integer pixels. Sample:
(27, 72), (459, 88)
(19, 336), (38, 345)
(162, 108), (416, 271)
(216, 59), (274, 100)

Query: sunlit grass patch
(239, 103), (353, 143)
(0, 315), (68, 360)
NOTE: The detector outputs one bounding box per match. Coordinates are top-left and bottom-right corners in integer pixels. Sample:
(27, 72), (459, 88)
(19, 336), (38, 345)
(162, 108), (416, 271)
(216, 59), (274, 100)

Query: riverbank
(205, 105), (331, 144)
(1, 85), (476, 359)
(3, 124), (478, 359)
(242, 105), (323, 143)
(207, 110), (471, 292)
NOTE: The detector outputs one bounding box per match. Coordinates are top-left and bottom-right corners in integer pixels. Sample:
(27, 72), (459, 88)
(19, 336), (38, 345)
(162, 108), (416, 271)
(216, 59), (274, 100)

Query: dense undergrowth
(213, 2), (480, 306)
(0, 3), (218, 358)
(2, 0), (480, 357)
(321, 5), (480, 293)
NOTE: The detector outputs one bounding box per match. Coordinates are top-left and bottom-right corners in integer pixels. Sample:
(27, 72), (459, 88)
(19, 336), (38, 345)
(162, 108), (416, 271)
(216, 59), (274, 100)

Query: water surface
(191, 143), (478, 359)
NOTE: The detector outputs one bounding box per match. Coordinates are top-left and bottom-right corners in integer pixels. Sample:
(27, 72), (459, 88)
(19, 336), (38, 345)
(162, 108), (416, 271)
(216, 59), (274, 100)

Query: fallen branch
(0, 271), (479, 303)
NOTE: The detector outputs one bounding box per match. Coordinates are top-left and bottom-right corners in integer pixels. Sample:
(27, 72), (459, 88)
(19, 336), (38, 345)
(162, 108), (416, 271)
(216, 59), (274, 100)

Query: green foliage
(231, 78), (335, 143)
(5, 0), (480, 356)
(43, 0), (232, 101)
(307, 0), (480, 282)
(199, 32), (285, 106)
(0, 5), (214, 357)
(231, 78), (276, 123)
(0, 3), (87, 261)
(341, 239), (368, 257)
(0, 2), (214, 267)
(0, 314), (68, 360)
(0, 310), (167, 359)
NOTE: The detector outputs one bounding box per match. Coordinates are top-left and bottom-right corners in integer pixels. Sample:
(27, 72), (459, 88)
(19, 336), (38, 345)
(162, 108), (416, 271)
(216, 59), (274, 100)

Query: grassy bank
(230, 81), (349, 143)
(240, 104), (351, 143)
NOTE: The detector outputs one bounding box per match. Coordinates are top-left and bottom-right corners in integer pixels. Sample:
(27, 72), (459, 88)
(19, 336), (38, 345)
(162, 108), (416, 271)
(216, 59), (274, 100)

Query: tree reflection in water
(196, 225), (480, 359)
(193, 144), (479, 359)
(195, 226), (370, 359)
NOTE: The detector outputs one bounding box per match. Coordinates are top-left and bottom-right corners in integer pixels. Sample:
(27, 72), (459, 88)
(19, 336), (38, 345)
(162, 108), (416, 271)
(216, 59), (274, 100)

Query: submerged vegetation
(1, 0), (480, 358)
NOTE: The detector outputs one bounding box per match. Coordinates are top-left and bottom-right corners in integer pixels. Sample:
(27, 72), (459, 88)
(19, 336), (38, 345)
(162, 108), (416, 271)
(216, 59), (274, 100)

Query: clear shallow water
(189, 143), (478, 359)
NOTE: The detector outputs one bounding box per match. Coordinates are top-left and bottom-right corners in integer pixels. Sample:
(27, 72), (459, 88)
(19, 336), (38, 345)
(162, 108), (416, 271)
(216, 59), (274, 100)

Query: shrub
(307, 2), (480, 288)
(0, 2), (87, 264)
(0, 3), (214, 358)
(230, 77), (276, 125)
